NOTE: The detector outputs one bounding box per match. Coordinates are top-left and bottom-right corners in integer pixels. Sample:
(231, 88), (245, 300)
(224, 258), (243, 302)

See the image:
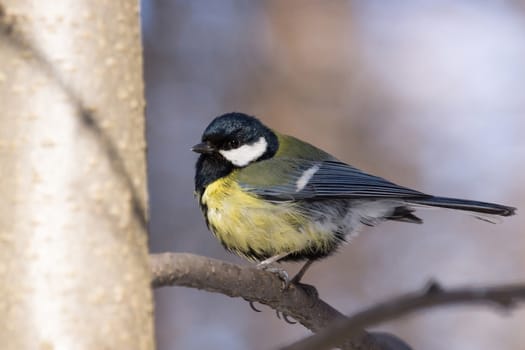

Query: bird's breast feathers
(200, 174), (339, 261)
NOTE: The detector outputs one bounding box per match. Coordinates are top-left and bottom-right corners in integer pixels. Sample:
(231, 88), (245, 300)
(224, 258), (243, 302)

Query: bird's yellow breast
(200, 174), (335, 261)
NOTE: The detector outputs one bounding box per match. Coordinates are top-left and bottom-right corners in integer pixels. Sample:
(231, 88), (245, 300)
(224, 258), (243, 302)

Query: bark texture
(0, 2), (154, 349)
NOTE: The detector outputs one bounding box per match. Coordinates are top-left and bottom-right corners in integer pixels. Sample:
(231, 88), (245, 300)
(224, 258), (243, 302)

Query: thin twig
(281, 281), (525, 350)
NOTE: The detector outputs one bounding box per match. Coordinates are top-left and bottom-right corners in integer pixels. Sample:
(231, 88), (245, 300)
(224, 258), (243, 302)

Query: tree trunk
(0, 1), (154, 349)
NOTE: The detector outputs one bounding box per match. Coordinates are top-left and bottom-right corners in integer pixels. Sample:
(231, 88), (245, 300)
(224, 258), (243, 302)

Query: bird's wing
(237, 158), (429, 201)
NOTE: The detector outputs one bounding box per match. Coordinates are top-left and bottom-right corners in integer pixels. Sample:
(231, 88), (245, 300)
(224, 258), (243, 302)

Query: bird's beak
(191, 142), (216, 154)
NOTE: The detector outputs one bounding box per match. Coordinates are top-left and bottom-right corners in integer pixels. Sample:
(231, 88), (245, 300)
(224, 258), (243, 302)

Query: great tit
(192, 112), (516, 283)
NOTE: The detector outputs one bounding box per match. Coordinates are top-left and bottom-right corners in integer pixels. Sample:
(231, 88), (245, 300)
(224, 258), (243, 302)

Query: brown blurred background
(142, 1), (525, 349)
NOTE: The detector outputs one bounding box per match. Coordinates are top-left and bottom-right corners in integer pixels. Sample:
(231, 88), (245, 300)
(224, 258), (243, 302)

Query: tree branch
(150, 252), (409, 350)
(281, 281), (525, 350)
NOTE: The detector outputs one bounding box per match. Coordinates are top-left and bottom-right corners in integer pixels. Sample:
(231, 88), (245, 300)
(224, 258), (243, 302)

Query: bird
(192, 112), (516, 285)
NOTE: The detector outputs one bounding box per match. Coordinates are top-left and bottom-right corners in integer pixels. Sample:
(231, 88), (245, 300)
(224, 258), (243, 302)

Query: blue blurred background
(142, 1), (525, 349)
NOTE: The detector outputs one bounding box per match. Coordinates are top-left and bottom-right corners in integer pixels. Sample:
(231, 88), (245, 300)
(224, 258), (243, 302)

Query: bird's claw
(246, 299), (297, 324)
(276, 309), (297, 324)
(266, 267), (290, 289)
(248, 300), (262, 312)
(256, 265), (291, 290)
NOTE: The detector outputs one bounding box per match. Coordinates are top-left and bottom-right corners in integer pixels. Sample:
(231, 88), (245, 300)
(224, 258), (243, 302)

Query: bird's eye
(226, 139), (239, 149)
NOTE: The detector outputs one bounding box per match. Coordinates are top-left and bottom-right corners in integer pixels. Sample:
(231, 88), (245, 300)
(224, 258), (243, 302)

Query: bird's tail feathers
(408, 196), (515, 223)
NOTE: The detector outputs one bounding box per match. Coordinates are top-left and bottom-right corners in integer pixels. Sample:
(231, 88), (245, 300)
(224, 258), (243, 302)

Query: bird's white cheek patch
(296, 165), (320, 192)
(219, 137), (268, 167)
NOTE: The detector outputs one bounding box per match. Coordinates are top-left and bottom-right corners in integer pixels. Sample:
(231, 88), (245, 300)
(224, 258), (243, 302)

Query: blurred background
(142, 1), (525, 349)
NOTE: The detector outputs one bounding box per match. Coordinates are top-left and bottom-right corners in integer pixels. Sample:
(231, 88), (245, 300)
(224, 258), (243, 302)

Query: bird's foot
(246, 259), (291, 314)
(272, 282), (317, 324)
(248, 262), (319, 323)
(257, 264), (290, 290)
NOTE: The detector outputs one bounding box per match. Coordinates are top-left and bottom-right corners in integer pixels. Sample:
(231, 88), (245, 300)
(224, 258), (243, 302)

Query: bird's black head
(193, 112), (278, 167)
(193, 113), (279, 193)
